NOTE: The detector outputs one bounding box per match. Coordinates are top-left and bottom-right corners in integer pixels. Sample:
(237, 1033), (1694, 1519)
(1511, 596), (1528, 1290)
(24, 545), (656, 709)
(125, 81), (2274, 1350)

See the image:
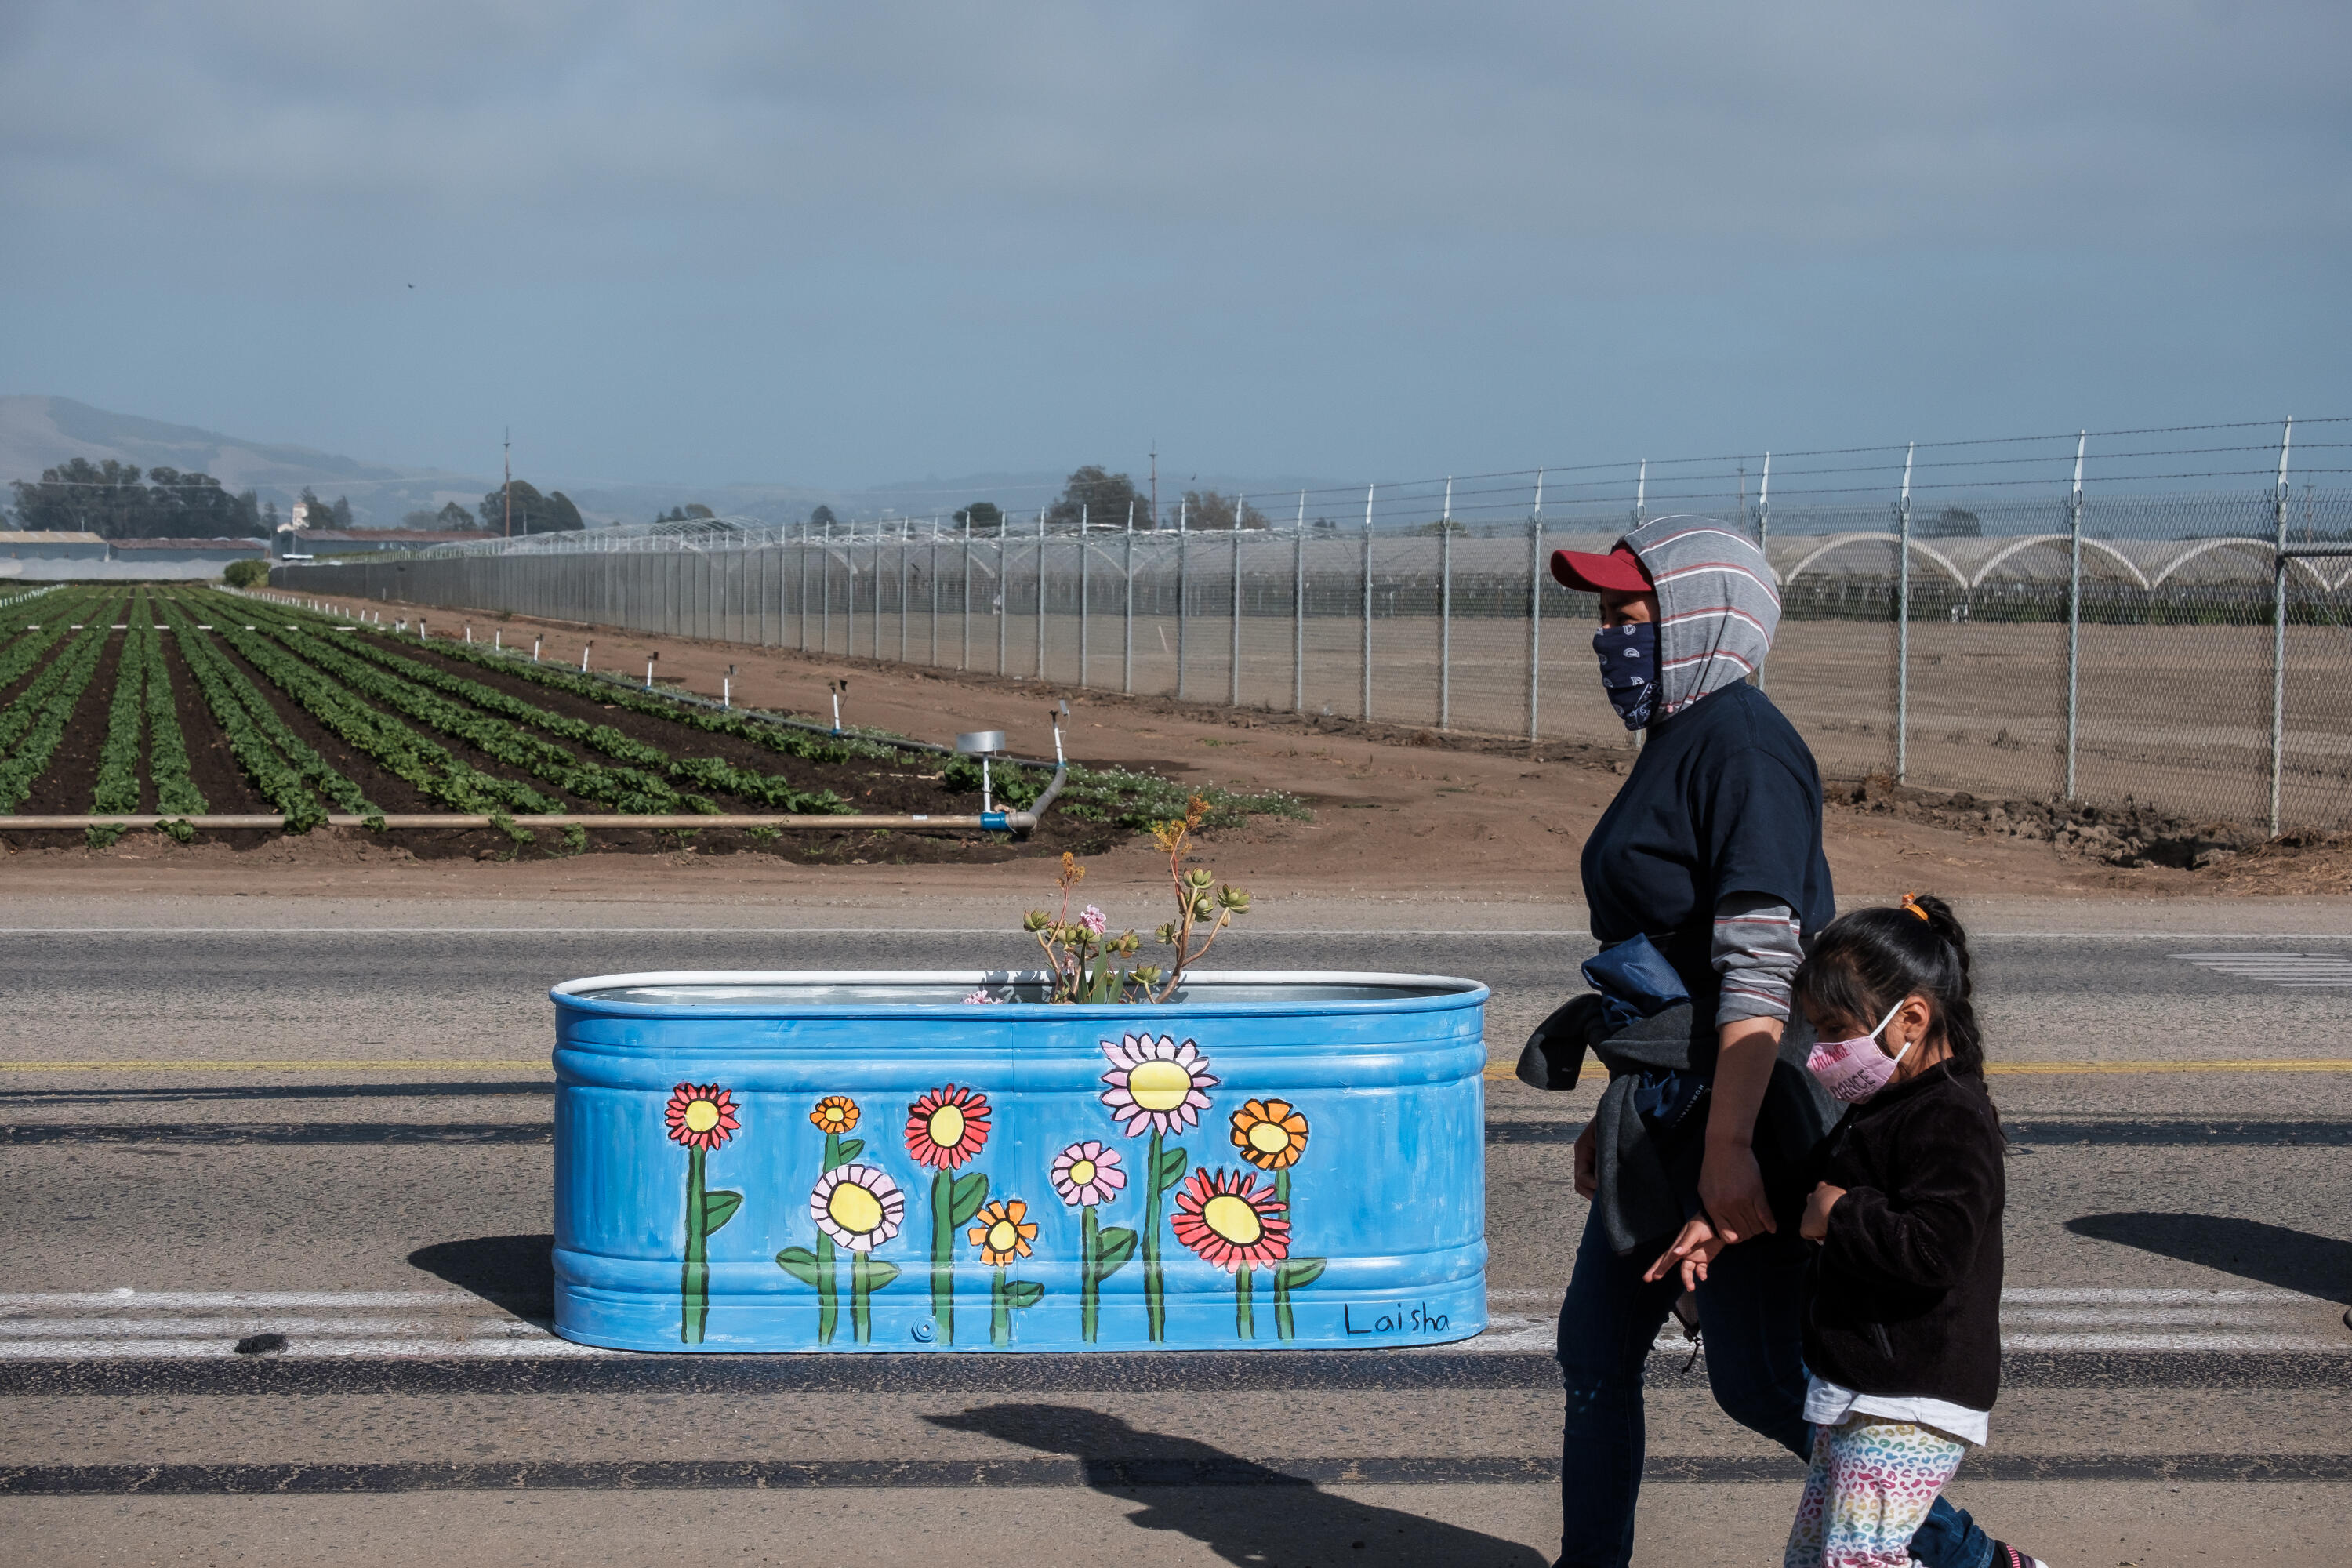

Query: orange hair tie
(1900, 893), (1932, 923)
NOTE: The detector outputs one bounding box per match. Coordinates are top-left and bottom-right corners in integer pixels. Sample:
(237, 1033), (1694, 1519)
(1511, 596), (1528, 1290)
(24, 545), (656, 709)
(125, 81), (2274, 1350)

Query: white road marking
(2178, 953), (2352, 987)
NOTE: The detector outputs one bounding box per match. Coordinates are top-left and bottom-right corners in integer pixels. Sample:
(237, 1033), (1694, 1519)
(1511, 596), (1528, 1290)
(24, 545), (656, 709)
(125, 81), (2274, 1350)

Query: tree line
(9, 459), (267, 539)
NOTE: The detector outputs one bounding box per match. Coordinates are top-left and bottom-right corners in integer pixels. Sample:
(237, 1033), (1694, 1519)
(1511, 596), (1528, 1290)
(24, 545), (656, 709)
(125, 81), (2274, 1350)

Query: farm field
(0, 586), (1298, 860)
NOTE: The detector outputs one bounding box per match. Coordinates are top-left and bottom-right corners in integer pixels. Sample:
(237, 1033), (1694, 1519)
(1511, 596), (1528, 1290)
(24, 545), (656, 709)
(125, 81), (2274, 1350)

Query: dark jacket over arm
(1804, 1062), (2006, 1412)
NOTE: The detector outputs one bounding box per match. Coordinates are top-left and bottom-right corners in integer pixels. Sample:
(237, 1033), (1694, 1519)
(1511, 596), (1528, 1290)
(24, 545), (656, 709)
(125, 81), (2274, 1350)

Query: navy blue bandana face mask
(1593, 622), (1657, 730)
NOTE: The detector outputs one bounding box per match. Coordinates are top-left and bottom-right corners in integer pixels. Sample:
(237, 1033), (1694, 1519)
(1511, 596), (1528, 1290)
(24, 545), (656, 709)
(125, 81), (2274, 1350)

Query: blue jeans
(1555, 1207), (1994, 1568)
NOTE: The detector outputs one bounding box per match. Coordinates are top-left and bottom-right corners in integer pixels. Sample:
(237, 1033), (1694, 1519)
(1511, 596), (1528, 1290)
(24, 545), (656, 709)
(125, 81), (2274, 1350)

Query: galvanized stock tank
(550, 971), (1489, 1353)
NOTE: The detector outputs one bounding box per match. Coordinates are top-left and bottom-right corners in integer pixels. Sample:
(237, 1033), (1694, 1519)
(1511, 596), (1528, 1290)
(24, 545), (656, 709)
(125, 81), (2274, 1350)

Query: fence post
(899, 517), (911, 665)
(1439, 476), (1453, 730)
(1298, 491), (1317, 710)
(930, 518), (940, 667)
(1078, 504), (1090, 688)
(2270, 415), (2294, 835)
(1123, 503), (1135, 695)
(961, 511), (972, 670)
(1754, 453), (1771, 691)
(874, 530), (885, 661)
(2065, 432), (2085, 800)
(1526, 509), (1542, 742)
(997, 532), (1008, 677)
(1229, 523), (1243, 706)
(1896, 442), (1913, 784)
(1036, 509), (1047, 680)
(1176, 498), (1189, 700)
(822, 521), (834, 654)
(1360, 485), (1375, 720)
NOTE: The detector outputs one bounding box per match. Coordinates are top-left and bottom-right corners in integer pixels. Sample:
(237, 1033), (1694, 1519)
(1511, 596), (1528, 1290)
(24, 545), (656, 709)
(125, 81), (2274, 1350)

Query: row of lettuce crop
(0, 592), (128, 811)
(199, 606), (557, 817)
(156, 595), (374, 831)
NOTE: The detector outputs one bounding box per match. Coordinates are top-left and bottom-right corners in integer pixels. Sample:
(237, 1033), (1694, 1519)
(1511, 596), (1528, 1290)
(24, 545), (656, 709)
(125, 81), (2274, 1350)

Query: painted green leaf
(1276, 1256), (1327, 1290)
(1003, 1280), (1044, 1310)
(949, 1171), (991, 1227)
(775, 1247), (822, 1287)
(836, 1138), (864, 1163)
(1156, 1145), (1188, 1192)
(862, 1258), (902, 1291)
(702, 1190), (743, 1232)
(1094, 1227), (1138, 1275)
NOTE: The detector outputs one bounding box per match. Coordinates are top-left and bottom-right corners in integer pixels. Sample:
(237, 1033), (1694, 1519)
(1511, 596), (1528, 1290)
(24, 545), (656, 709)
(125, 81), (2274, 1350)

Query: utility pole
(1149, 442), (1159, 532)
(503, 428), (513, 539)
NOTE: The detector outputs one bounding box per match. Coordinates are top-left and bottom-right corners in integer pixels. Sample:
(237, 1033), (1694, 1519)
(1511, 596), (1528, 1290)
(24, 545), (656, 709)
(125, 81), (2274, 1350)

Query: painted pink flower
(1098, 1033), (1217, 1138)
(905, 1083), (992, 1170)
(1050, 1140), (1127, 1208)
(1171, 1167), (1290, 1272)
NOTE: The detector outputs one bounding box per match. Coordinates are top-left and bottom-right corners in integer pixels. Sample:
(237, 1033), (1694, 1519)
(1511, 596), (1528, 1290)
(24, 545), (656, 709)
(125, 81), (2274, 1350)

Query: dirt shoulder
(9, 588), (2341, 901)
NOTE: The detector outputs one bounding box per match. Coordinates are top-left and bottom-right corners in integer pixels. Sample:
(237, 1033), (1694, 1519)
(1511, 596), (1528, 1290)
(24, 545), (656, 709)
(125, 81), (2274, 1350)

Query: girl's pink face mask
(1804, 1000), (1912, 1105)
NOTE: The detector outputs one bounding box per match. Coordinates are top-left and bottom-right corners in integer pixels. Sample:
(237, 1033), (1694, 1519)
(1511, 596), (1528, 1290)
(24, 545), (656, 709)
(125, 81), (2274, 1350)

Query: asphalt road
(3, 913), (2349, 1566)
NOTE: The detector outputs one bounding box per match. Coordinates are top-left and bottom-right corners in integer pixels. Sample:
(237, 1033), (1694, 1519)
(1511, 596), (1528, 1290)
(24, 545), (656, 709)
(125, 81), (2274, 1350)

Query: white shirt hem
(1804, 1374), (1989, 1447)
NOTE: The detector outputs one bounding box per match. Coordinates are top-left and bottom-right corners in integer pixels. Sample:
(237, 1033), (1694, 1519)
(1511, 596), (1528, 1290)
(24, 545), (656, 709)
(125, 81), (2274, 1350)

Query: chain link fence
(273, 427), (2352, 834)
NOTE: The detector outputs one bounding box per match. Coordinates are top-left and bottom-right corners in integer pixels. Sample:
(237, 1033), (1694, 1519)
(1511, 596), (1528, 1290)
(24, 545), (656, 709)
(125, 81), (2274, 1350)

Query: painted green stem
(815, 1131), (840, 1345)
(1236, 1263), (1254, 1338)
(851, 1252), (874, 1344)
(1273, 1168), (1294, 1341)
(1142, 1128), (1165, 1341)
(1080, 1205), (1100, 1341)
(681, 1145), (709, 1345)
(931, 1169), (955, 1345)
(990, 1268), (1011, 1347)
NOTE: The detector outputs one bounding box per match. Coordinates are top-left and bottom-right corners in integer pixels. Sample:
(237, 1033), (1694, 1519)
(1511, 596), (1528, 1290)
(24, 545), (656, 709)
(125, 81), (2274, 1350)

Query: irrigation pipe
(2, 812), (1044, 833)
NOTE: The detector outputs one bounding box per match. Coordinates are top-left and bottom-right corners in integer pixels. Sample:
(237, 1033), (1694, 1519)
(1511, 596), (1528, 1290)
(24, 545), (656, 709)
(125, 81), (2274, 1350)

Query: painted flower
(968, 1198), (1039, 1266)
(1171, 1167), (1291, 1272)
(809, 1094), (860, 1134)
(1229, 1098), (1310, 1171)
(1098, 1033), (1218, 1138)
(904, 1083), (992, 1170)
(664, 1082), (739, 1151)
(1050, 1140), (1127, 1208)
(810, 1163), (905, 1252)
(1077, 905), (1107, 936)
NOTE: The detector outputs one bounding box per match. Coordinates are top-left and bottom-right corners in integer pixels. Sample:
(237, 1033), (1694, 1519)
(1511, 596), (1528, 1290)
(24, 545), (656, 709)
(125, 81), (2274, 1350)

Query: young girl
(1780, 892), (2020, 1568)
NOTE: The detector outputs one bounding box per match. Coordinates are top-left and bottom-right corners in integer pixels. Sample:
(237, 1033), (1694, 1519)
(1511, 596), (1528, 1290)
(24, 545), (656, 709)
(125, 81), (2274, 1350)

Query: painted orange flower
(968, 1199), (1039, 1266)
(809, 1095), (860, 1135)
(1171, 1167), (1290, 1272)
(1229, 1098), (1310, 1171)
(664, 1082), (739, 1152)
(904, 1083), (991, 1170)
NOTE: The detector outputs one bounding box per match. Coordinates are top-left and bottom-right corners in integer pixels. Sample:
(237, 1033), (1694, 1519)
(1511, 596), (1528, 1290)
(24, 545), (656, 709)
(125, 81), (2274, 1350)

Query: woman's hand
(1698, 1142), (1776, 1243)
(1643, 1215), (1728, 1290)
(1800, 1181), (1846, 1242)
(1573, 1120), (1599, 1200)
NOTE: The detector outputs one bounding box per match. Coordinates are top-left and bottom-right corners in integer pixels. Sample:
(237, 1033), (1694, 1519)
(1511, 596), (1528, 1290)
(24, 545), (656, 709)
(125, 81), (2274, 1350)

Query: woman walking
(1545, 519), (2031, 1568)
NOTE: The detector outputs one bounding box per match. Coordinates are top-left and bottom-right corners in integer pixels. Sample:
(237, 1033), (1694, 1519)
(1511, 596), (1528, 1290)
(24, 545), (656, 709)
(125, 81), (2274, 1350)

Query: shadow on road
(408, 1232), (555, 1312)
(2066, 1212), (2352, 1302)
(927, 1403), (1547, 1567)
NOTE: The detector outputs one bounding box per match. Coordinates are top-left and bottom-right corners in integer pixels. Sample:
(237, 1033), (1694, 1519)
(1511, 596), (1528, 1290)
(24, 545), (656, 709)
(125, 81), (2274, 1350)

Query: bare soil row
(0, 594), (1111, 862)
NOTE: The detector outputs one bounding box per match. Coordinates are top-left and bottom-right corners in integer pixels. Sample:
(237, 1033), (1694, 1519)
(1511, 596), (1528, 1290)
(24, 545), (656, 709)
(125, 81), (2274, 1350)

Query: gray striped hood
(1621, 516), (1780, 717)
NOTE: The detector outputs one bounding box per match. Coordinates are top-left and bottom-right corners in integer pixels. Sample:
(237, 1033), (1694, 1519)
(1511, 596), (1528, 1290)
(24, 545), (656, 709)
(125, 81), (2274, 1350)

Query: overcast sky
(4, 2), (2347, 491)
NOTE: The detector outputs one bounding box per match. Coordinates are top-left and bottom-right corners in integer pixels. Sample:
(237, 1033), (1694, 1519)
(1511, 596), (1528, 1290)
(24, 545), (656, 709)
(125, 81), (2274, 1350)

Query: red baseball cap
(1549, 543), (1653, 594)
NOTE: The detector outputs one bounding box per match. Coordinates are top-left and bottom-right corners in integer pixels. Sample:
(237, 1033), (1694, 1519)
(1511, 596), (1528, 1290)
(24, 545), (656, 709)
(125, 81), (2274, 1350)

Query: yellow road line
(1485, 1058), (2352, 1081)
(0, 1060), (548, 1073)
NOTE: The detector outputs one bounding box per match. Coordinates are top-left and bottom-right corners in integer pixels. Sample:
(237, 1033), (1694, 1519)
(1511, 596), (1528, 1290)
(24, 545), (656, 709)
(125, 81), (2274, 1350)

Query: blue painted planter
(550, 971), (1489, 1353)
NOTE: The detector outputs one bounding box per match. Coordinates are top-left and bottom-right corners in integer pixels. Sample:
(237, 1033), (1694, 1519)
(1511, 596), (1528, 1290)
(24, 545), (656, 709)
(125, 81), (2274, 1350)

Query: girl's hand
(1573, 1121), (1600, 1200)
(1643, 1215), (1728, 1290)
(1800, 1181), (1846, 1241)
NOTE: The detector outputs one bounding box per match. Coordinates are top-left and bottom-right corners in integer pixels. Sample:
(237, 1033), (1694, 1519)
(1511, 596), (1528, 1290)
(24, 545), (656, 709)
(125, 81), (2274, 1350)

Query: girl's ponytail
(1797, 891), (1984, 1076)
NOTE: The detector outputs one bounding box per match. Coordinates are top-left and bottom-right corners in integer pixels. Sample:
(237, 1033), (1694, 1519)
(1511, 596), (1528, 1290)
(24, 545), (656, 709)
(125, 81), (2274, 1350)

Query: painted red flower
(904, 1083), (992, 1170)
(1171, 1167), (1290, 1272)
(664, 1082), (739, 1152)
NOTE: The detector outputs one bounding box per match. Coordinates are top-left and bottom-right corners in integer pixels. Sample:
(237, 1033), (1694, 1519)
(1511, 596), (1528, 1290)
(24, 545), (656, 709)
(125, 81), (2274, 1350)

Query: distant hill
(0, 397), (1348, 532)
(0, 396), (493, 529)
